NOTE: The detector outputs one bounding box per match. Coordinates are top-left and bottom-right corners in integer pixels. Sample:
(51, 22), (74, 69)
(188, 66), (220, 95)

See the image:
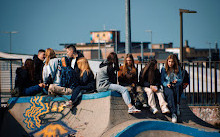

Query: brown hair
(122, 53), (136, 75)
(77, 57), (92, 77)
(165, 54), (179, 75)
(23, 59), (35, 81)
(45, 48), (56, 65)
(140, 59), (157, 84)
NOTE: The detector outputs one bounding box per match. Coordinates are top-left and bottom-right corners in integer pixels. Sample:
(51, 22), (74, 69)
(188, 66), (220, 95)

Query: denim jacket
(161, 67), (182, 87)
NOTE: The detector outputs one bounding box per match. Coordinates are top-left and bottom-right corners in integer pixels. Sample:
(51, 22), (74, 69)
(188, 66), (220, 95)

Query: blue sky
(0, 0), (219, 55)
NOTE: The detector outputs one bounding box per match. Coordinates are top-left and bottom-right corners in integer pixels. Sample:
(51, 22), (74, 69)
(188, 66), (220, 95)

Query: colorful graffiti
(23, 96), (49, 130)
(28, 121), (76, 137)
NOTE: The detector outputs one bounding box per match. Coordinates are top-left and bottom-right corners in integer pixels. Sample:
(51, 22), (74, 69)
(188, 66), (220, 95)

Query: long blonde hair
(77, 57), (92, 77)
(122, 53), (136, 75)
(45, 48), (56, 65)
(165, 54), (179, 75)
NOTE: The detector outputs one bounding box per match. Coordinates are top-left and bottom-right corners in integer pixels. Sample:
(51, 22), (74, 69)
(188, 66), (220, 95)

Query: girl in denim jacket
(161, 54), (182, 123)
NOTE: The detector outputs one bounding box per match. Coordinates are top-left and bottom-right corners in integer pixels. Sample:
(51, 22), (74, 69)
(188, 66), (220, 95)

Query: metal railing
(133, 61), (220, 106)
(0, 59), (22, 107)
(0, 59), (219, 107)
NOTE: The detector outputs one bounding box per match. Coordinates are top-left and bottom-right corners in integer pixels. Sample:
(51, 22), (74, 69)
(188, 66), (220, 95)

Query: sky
(0, 0), (220, 55)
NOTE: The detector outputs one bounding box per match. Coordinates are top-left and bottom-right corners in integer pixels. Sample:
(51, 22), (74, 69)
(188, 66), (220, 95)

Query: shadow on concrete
(0, 107), (29, 137)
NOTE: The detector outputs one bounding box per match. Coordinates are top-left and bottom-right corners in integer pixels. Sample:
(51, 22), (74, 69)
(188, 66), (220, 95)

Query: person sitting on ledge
(96, 52), (141, 114)
(14, 59), (45, 96)
(63, 57), (96, 107)
(137, 59), (170, 115)
(118, 53), (147, 108)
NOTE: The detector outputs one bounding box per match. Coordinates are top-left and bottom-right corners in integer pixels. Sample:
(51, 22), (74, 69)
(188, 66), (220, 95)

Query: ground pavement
(0, 91), (219, 137)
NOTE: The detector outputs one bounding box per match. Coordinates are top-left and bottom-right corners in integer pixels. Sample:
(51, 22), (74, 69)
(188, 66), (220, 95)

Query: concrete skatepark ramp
(1, 91), (220, 137)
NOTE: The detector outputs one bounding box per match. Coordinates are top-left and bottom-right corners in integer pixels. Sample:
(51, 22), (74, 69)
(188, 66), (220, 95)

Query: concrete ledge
(115, 121), (220, 137)
(189, 106), (220, 127)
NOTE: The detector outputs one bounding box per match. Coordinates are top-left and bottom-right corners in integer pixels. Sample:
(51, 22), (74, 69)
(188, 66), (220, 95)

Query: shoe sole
(162, 110), (170, 114)
(128, 111), (141, 114)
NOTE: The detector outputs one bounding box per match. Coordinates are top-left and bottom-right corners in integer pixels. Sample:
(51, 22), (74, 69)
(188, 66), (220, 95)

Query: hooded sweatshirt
(96, 60), (119, 92)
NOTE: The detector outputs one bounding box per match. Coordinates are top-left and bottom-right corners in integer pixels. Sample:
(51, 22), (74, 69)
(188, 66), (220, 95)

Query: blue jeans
(108, 84), (131, 105)
(163, 86), (180, 114)
(23, 85), (43, 96)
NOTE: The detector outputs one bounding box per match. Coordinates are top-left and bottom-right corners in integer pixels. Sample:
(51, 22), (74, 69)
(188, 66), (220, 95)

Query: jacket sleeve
(118, 66), (124, 84)
(161, 67), (169, 87)
(175, 67), (183, 86)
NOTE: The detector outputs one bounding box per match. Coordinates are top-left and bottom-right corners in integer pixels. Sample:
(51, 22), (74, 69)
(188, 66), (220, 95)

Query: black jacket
(15, 67), (35, 94)
(78, 71), (95, 90)
(139, 68), (161, 88)
(33, 55), (44, 84)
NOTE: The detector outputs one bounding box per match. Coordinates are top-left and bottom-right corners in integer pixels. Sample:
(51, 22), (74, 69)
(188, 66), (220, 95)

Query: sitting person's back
(14, 59), (45, 96)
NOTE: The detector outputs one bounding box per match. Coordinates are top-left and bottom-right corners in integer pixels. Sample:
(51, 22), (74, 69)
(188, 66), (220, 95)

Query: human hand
(151, 86), (158, 92)
(39, 83), (46, 88)
(167, 84), (171, 88)
(172, 79), (177, 83)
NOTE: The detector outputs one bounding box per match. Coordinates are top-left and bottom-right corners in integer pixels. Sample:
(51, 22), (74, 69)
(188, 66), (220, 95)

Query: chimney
(184, 40), (189, 47)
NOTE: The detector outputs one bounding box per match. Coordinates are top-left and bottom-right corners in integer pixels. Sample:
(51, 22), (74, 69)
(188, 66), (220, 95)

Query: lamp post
(2, 31), (18, 54)
(145, 30), (152, 56)
(125, 0), (131, 54)
(179, 9), (197, 65)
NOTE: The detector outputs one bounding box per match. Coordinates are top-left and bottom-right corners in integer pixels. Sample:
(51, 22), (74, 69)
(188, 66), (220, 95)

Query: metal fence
(134, 61), (220, 106)
(0, 59), (22, 107)
(0, 58), (219, 107)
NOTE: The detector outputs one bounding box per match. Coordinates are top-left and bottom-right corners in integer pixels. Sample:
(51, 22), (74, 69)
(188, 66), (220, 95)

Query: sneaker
(172, 113), (177, 123)
(63, 100), (73, 108)
(151, 107), (158, 114)
(142, 103), (149, 108)
(128, 106), (141, 113)
(177, 104), (180, 116)
(162, 107), (170, 114)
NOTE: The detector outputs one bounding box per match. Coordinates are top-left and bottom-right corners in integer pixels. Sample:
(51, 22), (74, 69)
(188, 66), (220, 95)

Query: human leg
(48, 84), (72, 95)
(163, 87), (176, 114)
(143, 87), (158, 114)
(108, 84), (141, 113)
(136, 86), (148, 107)
(155, 90), (169, 113)
(23, 85), (43, 96)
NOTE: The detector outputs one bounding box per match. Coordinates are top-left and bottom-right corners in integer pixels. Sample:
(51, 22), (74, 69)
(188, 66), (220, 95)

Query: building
(57, 30), (151, 60)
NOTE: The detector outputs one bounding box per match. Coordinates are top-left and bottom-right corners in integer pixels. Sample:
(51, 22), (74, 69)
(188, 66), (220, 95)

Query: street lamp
(2, 31), (18, 54)
(145, 30), (152, 56)
(179, 9), (197, 65)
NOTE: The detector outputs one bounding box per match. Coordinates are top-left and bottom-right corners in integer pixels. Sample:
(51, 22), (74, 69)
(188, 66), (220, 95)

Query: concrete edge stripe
(7, 91), (122, 104)
(115, 121), (220, 137)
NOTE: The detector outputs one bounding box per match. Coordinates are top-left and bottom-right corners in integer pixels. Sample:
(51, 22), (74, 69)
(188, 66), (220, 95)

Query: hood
(33, 54), (43, 65)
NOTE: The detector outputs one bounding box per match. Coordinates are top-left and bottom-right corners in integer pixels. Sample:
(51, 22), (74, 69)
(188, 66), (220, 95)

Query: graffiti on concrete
(30, 121), (76, 137)
(23, 96), (49, 130)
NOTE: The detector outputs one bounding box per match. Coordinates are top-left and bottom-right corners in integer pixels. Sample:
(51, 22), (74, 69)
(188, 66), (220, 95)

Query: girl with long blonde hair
(43, 48), (60, 85)
(63, 57), (95, 107)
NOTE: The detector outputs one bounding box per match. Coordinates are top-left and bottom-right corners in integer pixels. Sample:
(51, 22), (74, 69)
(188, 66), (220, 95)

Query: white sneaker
(177, 104), (180, 115)
(142, 103), (149, 108)
(151, 107), (158, 114)
(162, 107), (170, 114)
(62, 100), (73, 108)
(172, 114), (177, 123)
(128, 106), (141, 113)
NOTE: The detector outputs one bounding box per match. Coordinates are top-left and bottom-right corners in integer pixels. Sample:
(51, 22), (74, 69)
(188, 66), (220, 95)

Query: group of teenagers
(14, 45), (189, 123)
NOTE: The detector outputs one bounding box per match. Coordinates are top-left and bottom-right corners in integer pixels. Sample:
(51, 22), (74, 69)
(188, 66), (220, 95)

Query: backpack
(59, 57), (79, 89)
(182, 69), (189, 84)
